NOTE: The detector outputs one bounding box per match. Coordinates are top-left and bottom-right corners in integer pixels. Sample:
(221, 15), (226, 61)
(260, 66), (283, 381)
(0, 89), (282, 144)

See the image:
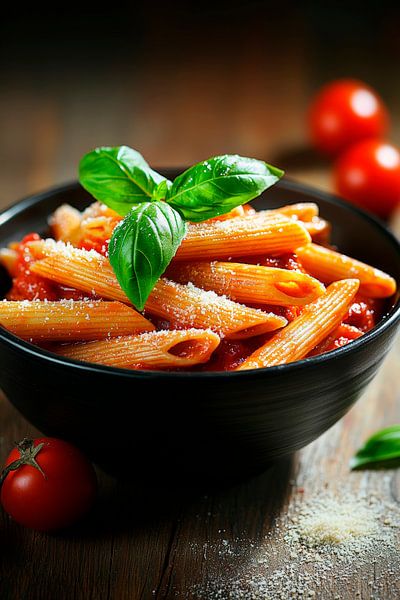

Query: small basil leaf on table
(350, 425), (400, 470)
(79, 146), (170, 216)
(108, 201), (187, 311)
(165, 155), (284, 222)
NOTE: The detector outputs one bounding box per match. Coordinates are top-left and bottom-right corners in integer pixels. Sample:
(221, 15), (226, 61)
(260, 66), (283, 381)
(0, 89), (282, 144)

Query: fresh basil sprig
(109, 202), (186, 311)
(79, 146), (284, 310)
(350, 425), (400, 470)
(79, 146), (169, 216)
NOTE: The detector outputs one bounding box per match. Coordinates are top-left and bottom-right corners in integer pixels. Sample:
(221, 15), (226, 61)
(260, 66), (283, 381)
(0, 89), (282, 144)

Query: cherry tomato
(334, 139), (400, 219)
(0, 437), (97, 531)
(308, 79), (389, 155)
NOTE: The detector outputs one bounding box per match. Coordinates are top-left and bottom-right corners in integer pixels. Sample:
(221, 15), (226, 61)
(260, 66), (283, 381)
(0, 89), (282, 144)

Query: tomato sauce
(77, 238), (109, 256)
(343, 294), (382, 332)
(6, 234), (59, 301)
(7, 233), (98, 302)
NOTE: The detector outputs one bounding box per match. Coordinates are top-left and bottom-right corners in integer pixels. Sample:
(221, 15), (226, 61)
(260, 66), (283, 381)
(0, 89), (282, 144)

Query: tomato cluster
(308, 79), (400, 219)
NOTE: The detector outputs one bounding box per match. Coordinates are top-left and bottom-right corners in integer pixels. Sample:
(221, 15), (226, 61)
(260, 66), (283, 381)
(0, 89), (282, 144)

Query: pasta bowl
(0, 175), (400, 482)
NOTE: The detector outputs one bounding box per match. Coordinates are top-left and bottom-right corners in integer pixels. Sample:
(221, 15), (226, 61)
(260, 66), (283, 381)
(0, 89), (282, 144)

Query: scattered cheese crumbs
(289, 497), (377, 547)
(39, 239), (103, 262)
(191, 491), (400, 600)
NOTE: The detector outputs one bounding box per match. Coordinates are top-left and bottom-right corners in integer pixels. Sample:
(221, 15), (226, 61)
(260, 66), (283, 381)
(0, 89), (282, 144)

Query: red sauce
(343, 294), (381, 332)
(77, 238), (109, 256)
(308, 324), (363, 357)
(7, 233), (98, 302)
(7, 233), (59, 301)
(234, 252), (306, 273)
(203, 339), (253, 371)
(260, 253), (306, 272)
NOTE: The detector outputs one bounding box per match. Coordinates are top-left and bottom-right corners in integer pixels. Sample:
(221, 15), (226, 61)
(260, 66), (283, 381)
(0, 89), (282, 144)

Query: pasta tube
(296, 243), (397, 298)
(0, 248), (18, 277)
(265, 202), (319, 221)
(145, 279), (287, 339)
(49, 204), (82, 243)
(237, 279), (360, 370)
(0, 300), (154, 341)
(174, 213), (311, 261)
(56, 328), (220, 369)
(29, 241), (287, 338)
(260, 204), (330, 242)
(167, 261), (325, 306)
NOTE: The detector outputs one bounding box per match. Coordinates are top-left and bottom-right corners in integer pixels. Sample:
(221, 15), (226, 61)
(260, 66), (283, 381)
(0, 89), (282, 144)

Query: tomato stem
(0, 438), (46, 486)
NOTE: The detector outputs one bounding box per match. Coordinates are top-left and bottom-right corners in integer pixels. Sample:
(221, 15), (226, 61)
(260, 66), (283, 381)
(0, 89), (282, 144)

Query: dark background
(1, 1), (400, 207)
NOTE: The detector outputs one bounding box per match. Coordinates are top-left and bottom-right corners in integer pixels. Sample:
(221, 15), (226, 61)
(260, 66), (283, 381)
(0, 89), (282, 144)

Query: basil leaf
(79, 146), (170, 216)
(350, 425), (400, 470)
(108, 201), (187, 311)
(165, 155), (284, 222)
(153, 179), (173, 201)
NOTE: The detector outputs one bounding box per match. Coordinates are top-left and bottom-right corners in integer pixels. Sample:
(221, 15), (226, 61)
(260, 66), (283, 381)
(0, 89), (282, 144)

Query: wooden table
(1, 8), (400, 598)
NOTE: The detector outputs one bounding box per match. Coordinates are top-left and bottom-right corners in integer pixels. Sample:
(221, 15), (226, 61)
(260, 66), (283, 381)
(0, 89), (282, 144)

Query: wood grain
(0, 8), (400, 598)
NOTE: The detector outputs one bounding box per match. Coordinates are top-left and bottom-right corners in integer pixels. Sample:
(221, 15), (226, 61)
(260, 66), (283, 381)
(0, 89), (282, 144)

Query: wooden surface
(1, 8), (400, 599)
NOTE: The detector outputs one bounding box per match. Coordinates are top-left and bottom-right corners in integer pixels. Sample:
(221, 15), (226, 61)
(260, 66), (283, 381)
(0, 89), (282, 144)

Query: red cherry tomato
(309, 79), (389, 155)
(334, 139), (400, 219)
(0, 437), (97, 531)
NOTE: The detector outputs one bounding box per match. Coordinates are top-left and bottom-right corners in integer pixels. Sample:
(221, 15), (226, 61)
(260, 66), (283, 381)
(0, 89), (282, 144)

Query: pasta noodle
(174, 213), (311, 261)
(167, 261), (325, 306)
(49, 204), (82, 243)
(0, 300), (154, 341)
(145, 278), (287, 339)
(237, 279), (360, 370)
(56, 328), (220, 369)
(296, 243), (396, 298)
(0, 248), (18, 277)
(264, 202), (319, 221)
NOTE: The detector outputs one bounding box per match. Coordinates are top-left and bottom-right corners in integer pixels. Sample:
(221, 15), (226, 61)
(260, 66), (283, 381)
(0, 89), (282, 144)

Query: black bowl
(1, 175), (400, 483)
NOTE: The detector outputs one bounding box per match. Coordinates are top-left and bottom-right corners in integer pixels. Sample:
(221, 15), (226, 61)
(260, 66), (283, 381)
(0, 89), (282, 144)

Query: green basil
(108, 201), (186, 310)
(165, 155), (284, 222)
(153, 179), (173, 201)
(79, 145), (285, 305)
(79, 146), (169, 216)
(350, 425), (400, 470)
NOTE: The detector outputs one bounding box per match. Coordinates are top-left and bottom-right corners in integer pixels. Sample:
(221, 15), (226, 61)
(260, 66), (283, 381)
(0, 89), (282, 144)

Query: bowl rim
(1, 177), (399, 380)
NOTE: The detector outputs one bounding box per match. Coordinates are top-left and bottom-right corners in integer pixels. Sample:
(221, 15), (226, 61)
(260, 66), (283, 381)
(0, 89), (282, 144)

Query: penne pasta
(257, 204), (331, 243)
(301, 218), (331, 243)
(145, 279), (287, 339)
(49, 204), (82, 243)
(167, 261), (325, 306)
(174, 213), (311, 261)
(28, 240), (136, 302)
(0, 300), (154, 341)
(2, 187), (396, 372)
(264, 202), (319, 221)
(206, 205), (246, 222)
(50, 202), (122, 249)
(29, 241), (287, 338)
(237, 279), (360, 370)
(0, 248), (18, 277)
(296, 243), (397, 298)
(56, 328), (220, 369)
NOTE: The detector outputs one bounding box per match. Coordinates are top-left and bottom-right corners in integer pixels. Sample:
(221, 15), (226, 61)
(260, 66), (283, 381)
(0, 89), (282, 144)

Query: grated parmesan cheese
(290, 497), (376, 547)
(191, 491), (400, 599)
